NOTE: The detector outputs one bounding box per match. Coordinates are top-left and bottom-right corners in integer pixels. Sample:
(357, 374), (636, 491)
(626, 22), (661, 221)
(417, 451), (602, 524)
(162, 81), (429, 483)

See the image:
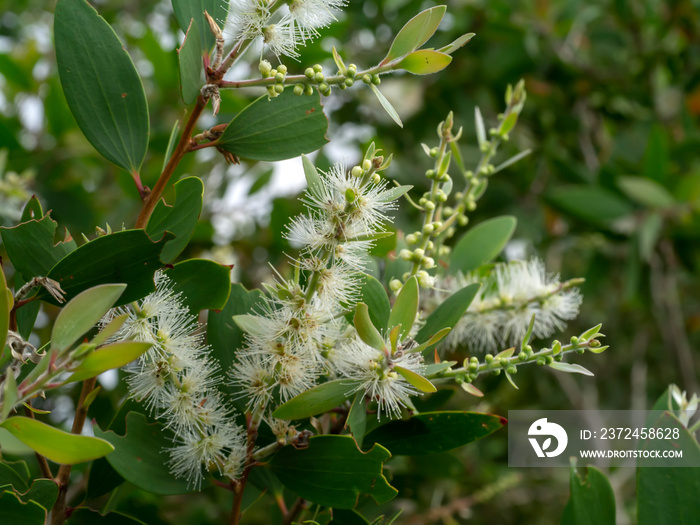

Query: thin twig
(51, 378), (97, 525)
(282, 497), (306, 525)
(135, 96), (207, 229)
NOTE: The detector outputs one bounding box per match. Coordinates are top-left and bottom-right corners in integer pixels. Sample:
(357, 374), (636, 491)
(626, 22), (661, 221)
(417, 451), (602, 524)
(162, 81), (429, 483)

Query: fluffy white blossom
(427, 258), (582, 352)
(232, 158), (400, 418)
(333, 338), (425, 419)
(107, 272), (246, 488)
(227, 0), (347, 59)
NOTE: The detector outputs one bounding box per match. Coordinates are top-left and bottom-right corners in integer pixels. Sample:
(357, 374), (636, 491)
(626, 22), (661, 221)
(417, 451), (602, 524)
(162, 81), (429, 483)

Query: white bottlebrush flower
(227, 0), (271, 41)
(289, 0), (347, 27)
(168, 423), (246, 489)
(230, 353), (274, 411)
(263, 16), (304, 59)
(333, 338), (424, 419)
(428, 258), (582, 352)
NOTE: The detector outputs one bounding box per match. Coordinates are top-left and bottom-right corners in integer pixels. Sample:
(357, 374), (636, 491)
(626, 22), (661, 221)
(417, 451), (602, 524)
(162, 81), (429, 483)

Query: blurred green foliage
(1, 0), (700, 523)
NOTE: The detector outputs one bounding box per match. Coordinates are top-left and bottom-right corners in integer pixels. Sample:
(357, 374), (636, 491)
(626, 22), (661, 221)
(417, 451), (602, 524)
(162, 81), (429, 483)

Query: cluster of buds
(259, 60), (288, 97)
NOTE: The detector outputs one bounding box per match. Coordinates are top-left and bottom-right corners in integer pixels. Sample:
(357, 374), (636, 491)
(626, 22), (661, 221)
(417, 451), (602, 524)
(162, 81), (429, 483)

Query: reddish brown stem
(135, 96), (207, 229)
(51, 377), (97, 525)
(230, 415), (260, 525)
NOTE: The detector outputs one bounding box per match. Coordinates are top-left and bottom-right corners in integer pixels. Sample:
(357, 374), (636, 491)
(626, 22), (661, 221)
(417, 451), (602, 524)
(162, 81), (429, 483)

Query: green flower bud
(371, 74), (381, 85)
(314, 72), (325, 83)
(418, 197), (427, 206)
(294, 83), (305, 96)
(345, 187), (356, 203)
(274, 72), (285, 83)
(259, 60), (272, 77)
(417, 271), (433, 288)
(570, 336), (579, 346)
(506, 364), (517, 374)
(370, 173), (380, 184)
(351, 165), (363, 177)
(362, 159), (372, 171)
(518, 352), (528, 362)
(413, 248), (425, 258)
(426, 169), (436, 179)
(425, 201), (436, 211)
(422, 257), (435, 269)
(362, 74), (372, 84)
(339, 82), (347, 90)
(405, 233), (418, 244)
(484, 354), (494, 363)
(277, 64), (287, 74)
(304, 67), (315, 79)
(545, 356), (554, 365)
(318, 82), (329, 93)
(313, 64), (323, 73)
(274, 84), (284, 94)
(266, 85), (277, 97)
(536, 357), (546, 366)
(490, 369), (501, 376)
(499, 357), (509, 367)
(344, 77), (354, 87)
(347, 64), (357, 78)
(399, 249), (412, 261)
(304, 85), (314, 96)
(457, 214), (468, 226)
(430, 147), (438, 157)
(439, 246), (451, 257)
(426, 240), (434, 250)
(422, 224), (434, 235)
(389, 279), (402, 292)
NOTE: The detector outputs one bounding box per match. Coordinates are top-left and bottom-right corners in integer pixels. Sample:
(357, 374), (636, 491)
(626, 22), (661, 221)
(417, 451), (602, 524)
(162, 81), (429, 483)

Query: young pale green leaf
(394, 366), (436, 393)
(67, 342), (152, 383)
(232, 314), (265, 336)
(504, 371), (519, 390)
(369, 84), (403, 128)
(618, 176), (675, 209)
(51, 284), (126, 354)
(165, 258), (231, 313)
(436, 32), (476, 55)
(0, 214), (77, 283)
(364, 411), (505, 455)
(272, 379), (362, 420)
(423, 361), (456, 376)
(474, 106), (487, 148)
(358, 275), (391, 332)
(548, 362), (595, 376)
(396, 50), (452, 75)
(171, 0), (227, 53)
(91, 314), (129, 347)
(389, 324), (401, 354)
(521, 314), (536, 347)
(377, 185), (413, 203)
(1, 416), (114, 464)
(1, 369), (19, 421)
(346, 392), (367, 448)
(332, 46), (346, 74)
(216, 90), (329, 161)
(492, 149), (532, 174)
(415, 283), (479, 345)
(500, 112), (518, 136)
(269, 436), (397, 508)
(388, 276), (418, 341)
(449, 216), (517, 274)
(55, 0), (149, 174)
(460, 382), (484, 397)
(587, 345), (609, 354)
(354, 303), (386, 352)
(404, 327), (450, 354)
(41, 229), (173, 306)
(177, 19), (204, 105)
(579, 324), (603, 342)
(381, 6), (446, 64)
(146, 177), (204, 263)
(565, 462), (616, 525)
(302, 154), (323, 198)
(94, 412), (193, 494)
